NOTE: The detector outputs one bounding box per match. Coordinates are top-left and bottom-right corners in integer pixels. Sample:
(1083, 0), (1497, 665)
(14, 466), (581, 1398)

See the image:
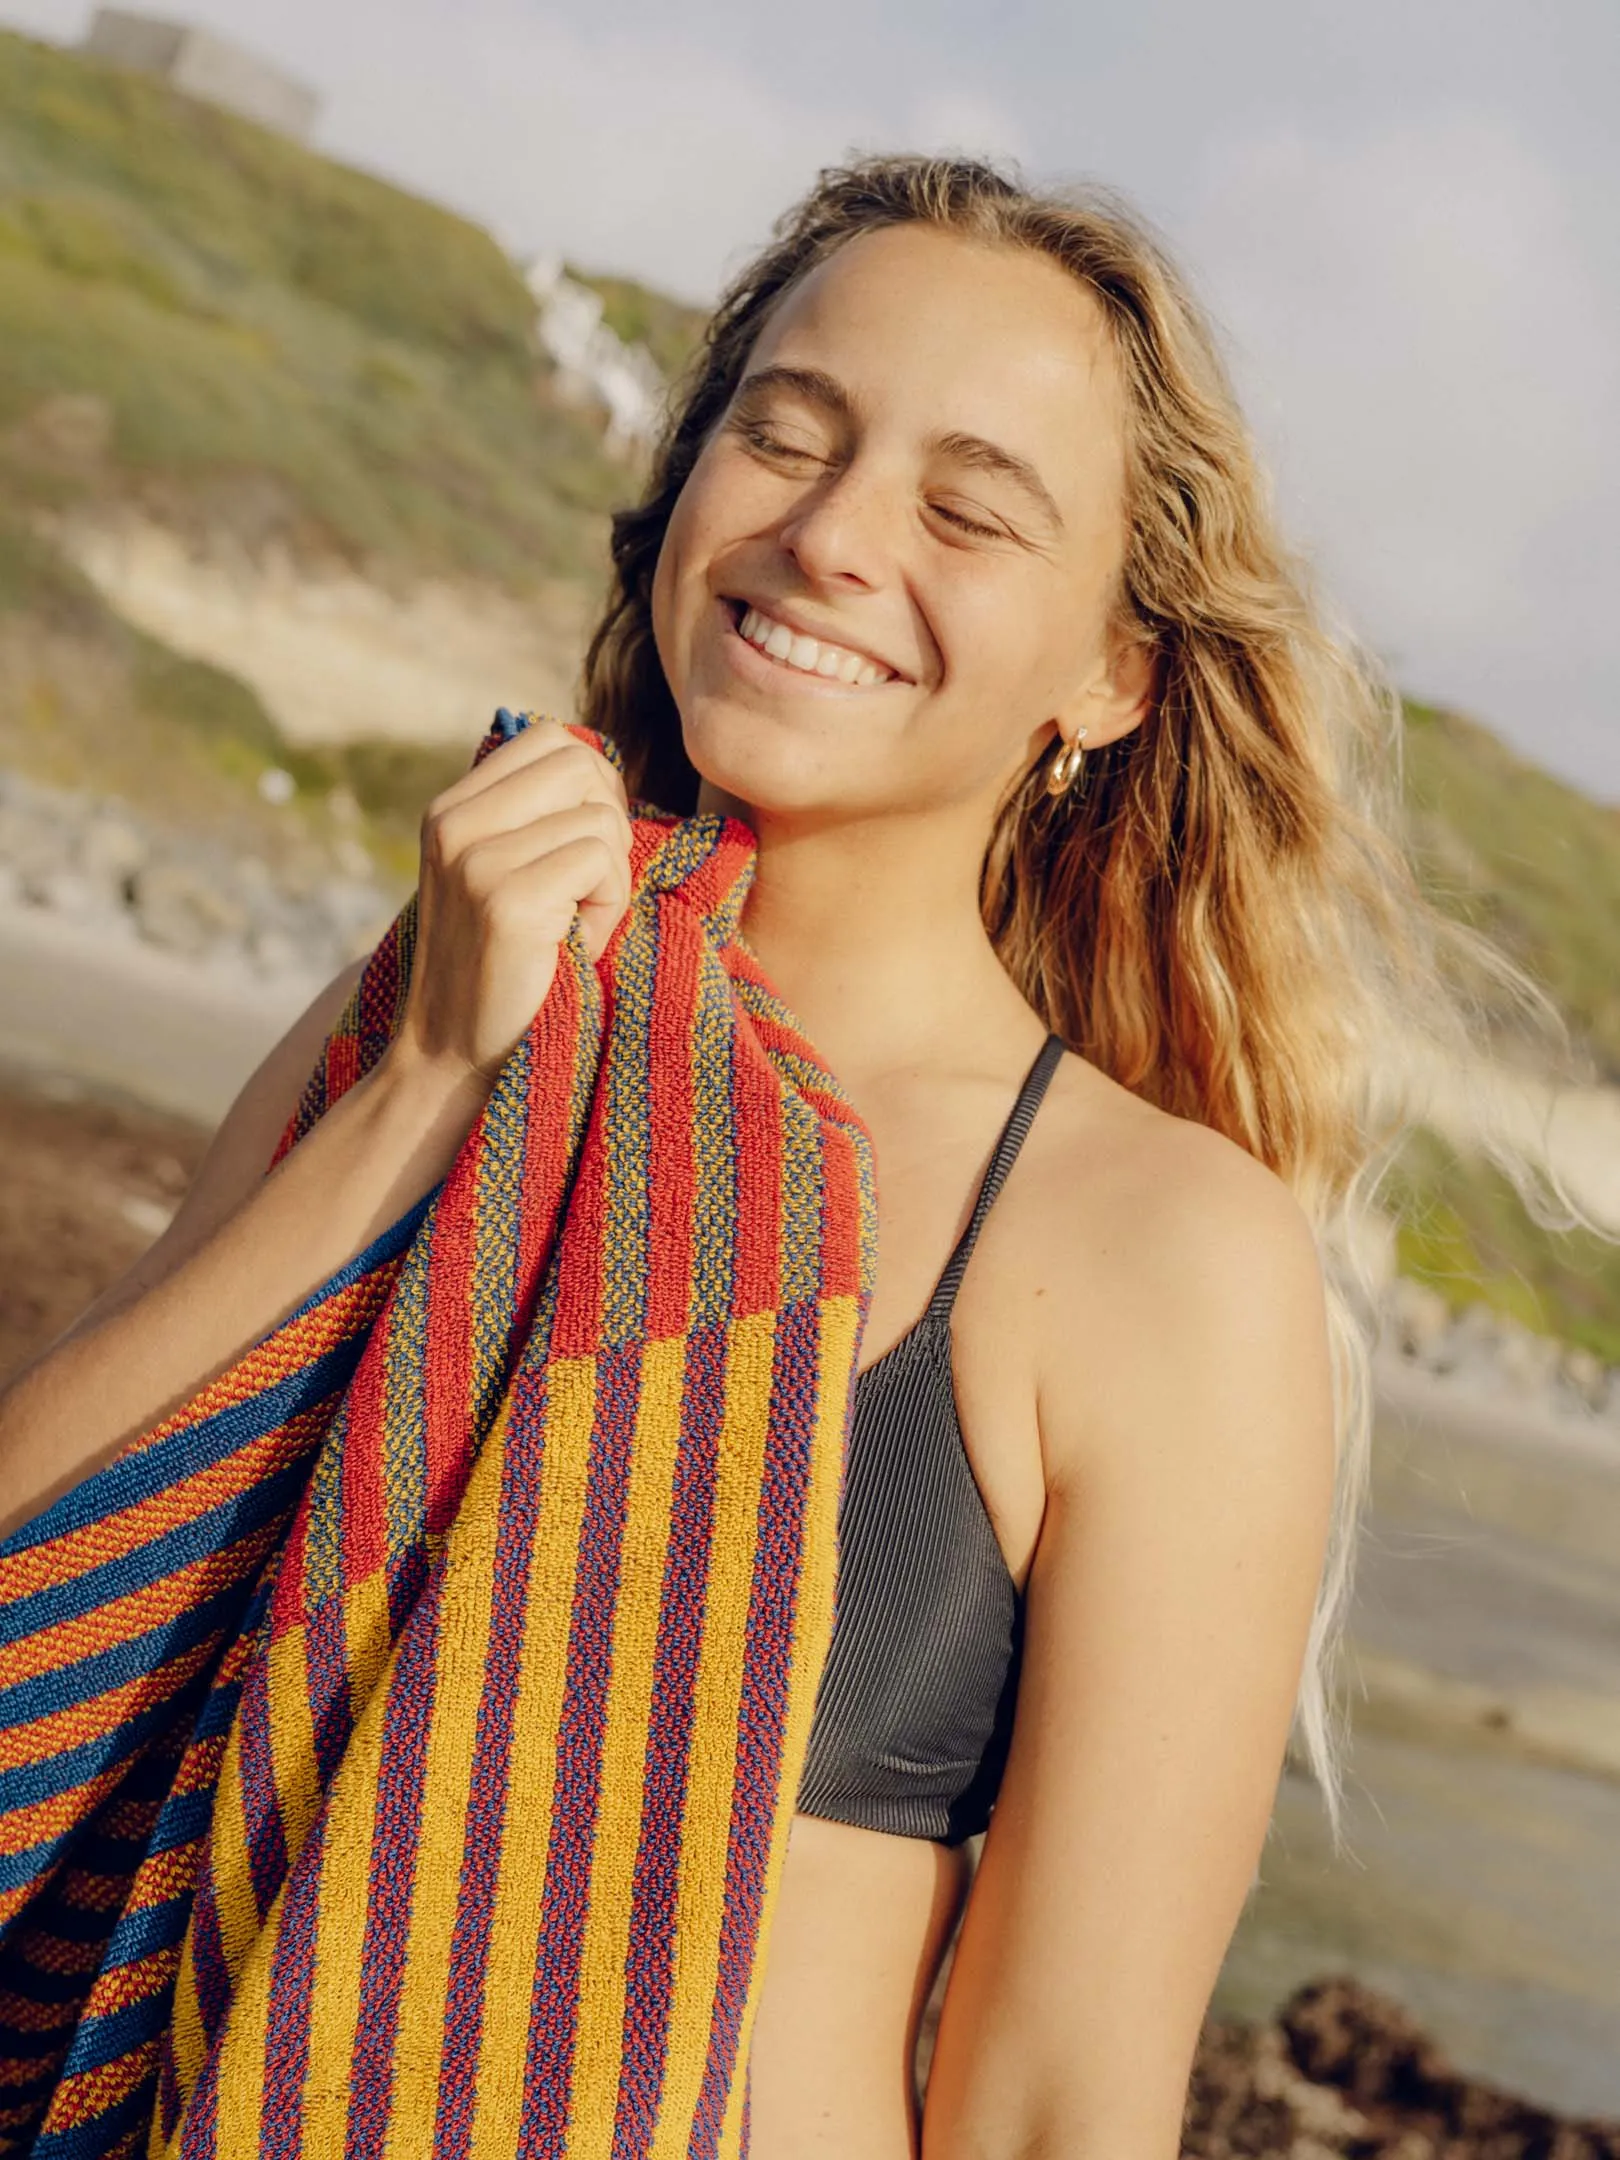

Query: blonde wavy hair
(579, 151), (1567, 1851)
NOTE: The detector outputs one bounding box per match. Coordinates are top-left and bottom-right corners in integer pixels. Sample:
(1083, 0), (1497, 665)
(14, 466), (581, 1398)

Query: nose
(774, 454), (907, 592)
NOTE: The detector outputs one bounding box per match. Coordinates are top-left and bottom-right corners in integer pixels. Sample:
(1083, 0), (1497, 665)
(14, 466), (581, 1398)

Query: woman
(0, 156), (1541, 2156)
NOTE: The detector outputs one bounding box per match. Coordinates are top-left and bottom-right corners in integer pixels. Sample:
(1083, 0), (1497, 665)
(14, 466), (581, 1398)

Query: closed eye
(731, 420), (1007, 542)
(733, 418), (819, 462)
(933, 503), (1005, 539)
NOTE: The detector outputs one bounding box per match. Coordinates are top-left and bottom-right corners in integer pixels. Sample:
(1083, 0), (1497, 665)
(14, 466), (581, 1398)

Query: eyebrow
(732, 363), (1067, 536)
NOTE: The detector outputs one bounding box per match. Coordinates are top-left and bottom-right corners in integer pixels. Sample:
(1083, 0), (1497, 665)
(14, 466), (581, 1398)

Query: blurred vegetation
(1384, 1126), (1620, 1366)
(1402, 700), (1620, 1081)
(0, 26), (636, 585)
(0, 505), (467, 871)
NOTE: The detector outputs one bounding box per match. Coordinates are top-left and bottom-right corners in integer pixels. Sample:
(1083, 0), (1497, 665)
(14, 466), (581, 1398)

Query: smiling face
(649, 221), (1146, 825)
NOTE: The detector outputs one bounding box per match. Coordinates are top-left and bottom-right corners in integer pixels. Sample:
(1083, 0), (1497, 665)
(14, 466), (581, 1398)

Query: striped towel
(0, 712), (877, 2159)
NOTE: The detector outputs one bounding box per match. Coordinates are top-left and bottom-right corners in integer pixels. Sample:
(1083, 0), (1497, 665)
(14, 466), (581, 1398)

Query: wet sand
(1217, 1376), (1620, 2114)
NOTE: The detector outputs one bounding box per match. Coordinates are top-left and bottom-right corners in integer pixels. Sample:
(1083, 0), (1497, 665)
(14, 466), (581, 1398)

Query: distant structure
(80, 9), (321, 143)
(523, 251), (666, 459)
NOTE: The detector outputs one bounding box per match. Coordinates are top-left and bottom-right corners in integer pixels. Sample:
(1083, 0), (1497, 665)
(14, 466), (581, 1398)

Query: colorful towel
(0, 712), (876, 2159)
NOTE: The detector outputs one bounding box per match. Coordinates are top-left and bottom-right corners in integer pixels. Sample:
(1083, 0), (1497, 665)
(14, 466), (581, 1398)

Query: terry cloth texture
(0, 712), (877, 2160)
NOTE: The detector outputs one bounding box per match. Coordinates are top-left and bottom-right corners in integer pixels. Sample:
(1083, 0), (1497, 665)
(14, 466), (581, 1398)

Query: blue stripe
(0, 1674), (210, 1816)
(0, 1196), (431, 1570)
(0, 1575), (253, 1729)
(101, 1886), (193, 1971)
(54, 1983), (172, 2080)
(32, 2073), (157, 2160)
(0, 1452), (311, 1650)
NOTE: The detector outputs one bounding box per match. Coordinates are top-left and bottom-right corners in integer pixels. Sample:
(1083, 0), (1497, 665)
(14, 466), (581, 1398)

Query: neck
(720, 796), (1039, 1086)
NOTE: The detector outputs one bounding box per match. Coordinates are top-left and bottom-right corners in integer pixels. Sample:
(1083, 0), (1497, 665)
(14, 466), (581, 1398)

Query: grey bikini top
(796, 1032), (1065, 1846)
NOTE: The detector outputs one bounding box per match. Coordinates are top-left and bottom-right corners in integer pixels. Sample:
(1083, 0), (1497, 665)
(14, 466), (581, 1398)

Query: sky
(8, 0), (1619, 800)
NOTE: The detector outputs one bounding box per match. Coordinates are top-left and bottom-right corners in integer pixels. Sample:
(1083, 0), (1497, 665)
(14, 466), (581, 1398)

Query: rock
(333, 833), (374, 882)
(1560, 1345), (1610, 1412)
(317, 877), (390, 958)
(248, 925), (308, 979)
(20, 865), (127, 925)
(1183, 1975), (1620, 2158)
(118, 1194), (175, 1240)
(1493, 1316), (1562, 1393)
(76, 812), (148, 886)
(130, 859), (249, 956)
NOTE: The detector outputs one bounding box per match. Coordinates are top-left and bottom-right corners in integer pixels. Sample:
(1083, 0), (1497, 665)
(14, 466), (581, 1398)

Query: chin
(679, 697), (889, 822)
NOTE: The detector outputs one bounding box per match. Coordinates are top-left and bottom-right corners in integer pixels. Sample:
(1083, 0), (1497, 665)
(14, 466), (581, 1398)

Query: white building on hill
(81, 9), (321, 143)
(524, 251), (667, 459)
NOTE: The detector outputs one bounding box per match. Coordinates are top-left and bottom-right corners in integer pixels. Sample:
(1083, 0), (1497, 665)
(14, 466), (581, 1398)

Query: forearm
(0, 1050), (488, 1540)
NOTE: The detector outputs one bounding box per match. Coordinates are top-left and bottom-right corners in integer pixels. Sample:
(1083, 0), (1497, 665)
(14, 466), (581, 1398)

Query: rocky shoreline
(1183, 1974), (1620, 2157)
(1382, 1273), (1620, 1434)
(0, 765), (395, 993)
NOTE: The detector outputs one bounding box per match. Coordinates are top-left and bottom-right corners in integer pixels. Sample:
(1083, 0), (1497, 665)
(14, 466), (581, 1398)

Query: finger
(490, 834), (632, 956)
(455, 803), (630, 911)
(427, 744), (632, 865)
(427, 717), (618, 821)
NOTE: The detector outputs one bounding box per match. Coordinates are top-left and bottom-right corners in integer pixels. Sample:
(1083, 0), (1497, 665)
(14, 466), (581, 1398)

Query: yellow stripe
(718, 1293), (859, 2158)
(265, 1623), (322, 1877)
(568, 1335), (685, 2153)
(197, 1884), (275, 2156)
(296, 1628), (386, 2147)
(382, 1412), (510, 2150)
(343, 1563), (394, 1722)
(468, 1354), (597, 2159)
(203, 1719), (258, 1985)
(165, 1918), (207, 2119)
(646, 1309), (776, 2160)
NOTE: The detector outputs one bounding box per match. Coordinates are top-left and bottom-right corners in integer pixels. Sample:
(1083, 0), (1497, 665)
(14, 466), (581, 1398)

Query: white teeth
(735, 602), (892, 685)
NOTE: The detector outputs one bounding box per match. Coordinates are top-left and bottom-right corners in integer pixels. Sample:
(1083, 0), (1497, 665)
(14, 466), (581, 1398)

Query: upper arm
(923, 1132), (1336, 2159)
(62, 959), (367, 1340)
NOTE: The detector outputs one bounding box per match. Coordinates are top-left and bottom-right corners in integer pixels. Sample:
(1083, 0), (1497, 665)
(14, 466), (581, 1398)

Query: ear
(1056, 631), (1158, 751)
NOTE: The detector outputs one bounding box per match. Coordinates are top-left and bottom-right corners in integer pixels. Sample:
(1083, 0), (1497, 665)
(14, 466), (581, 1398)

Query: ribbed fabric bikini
(797, 1029), (1063, 1846)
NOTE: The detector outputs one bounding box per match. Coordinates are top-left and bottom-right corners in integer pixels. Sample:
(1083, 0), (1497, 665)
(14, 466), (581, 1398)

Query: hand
(388, 719), (633, 1094)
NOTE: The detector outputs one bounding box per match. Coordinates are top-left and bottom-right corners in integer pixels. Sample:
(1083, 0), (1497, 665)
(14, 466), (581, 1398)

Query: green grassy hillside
(0, 25), (638, 583)
(1402, 701), (1620, 1081)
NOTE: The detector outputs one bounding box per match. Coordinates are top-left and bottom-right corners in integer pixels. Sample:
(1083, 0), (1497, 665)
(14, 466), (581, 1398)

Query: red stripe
(422, 1126), (478, 1537)
(728, 1030), (782, 1322)
(548, 1076), (610, 1367)
(644, 899), (697, 1341)
(338, 1323), (392, 1594)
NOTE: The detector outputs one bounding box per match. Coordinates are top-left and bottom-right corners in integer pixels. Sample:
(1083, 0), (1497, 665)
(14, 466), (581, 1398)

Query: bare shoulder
(1023, 1051), (1333, 1491)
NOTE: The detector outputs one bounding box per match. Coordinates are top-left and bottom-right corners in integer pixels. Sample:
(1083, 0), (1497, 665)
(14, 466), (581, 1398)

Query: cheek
(946, 581), (1063, 711)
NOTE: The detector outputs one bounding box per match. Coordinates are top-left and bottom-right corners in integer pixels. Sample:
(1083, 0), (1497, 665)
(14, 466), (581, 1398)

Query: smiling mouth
(721, 596), (902, 687)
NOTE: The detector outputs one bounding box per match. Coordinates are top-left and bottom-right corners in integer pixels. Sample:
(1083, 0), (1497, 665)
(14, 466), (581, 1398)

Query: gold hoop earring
(1044, 726), (1089, 798)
